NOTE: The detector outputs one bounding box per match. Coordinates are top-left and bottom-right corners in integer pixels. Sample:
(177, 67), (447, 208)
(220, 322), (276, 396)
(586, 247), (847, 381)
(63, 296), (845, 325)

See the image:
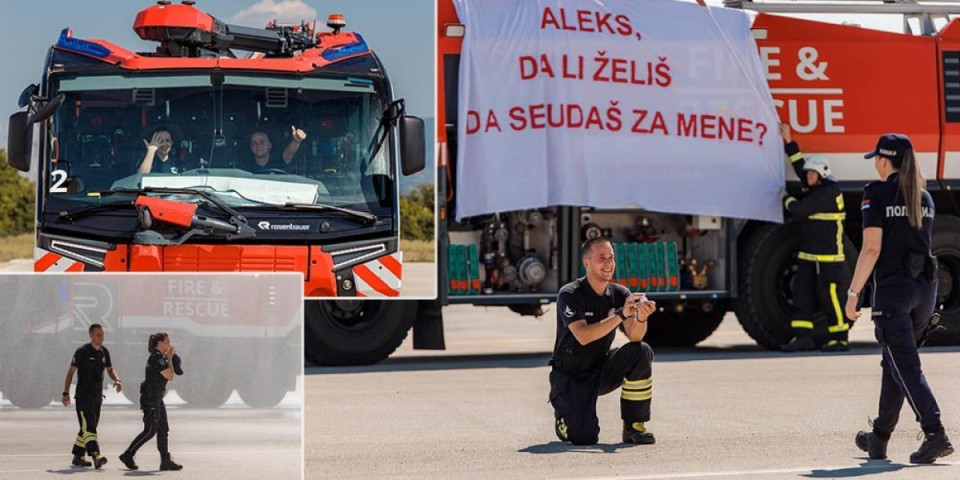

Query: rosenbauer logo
(257, 221), (311, 231)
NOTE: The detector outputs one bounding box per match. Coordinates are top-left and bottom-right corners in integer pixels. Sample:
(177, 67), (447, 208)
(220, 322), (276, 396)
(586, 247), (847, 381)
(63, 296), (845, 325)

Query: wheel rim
(935, 247), (960, 314)
(319, 300), (383, 335)
(776, 258), (798, 314)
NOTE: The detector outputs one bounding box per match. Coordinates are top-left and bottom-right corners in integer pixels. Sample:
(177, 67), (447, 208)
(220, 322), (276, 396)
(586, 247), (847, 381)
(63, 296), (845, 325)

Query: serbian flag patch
(861, 199), (870, 210)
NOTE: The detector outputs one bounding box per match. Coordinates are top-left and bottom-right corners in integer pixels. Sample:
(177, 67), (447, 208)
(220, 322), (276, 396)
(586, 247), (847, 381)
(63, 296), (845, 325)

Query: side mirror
(30, 93), (65, 124)
(18, 84), (38, 108)
(399, 115), (425, 176)
(7, 112), (33, 172)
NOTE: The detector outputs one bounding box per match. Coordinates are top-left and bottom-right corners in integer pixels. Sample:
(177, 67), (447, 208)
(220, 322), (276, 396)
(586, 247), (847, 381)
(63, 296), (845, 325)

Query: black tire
(923, 215), (960, 346)
(734, 223), (857, 350)
(304, 300), (416, 366)
(643, 301), (728, 348)
(2, 380), (56, 409)
(176, 379), (233, 409)
(237, 379), (289, 409)
(121, 378), (143, 406)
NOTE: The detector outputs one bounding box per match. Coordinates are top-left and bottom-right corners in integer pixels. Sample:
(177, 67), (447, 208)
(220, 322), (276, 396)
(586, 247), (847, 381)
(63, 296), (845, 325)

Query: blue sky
(0, 0), (435, 145)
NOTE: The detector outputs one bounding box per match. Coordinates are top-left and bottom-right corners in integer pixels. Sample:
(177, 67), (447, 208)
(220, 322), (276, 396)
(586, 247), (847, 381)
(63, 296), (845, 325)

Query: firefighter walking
(779, 124), (853, 352)
(848, 134), (953, 463)
(61, 323), (122, 469)
(549, 237), (658, 445)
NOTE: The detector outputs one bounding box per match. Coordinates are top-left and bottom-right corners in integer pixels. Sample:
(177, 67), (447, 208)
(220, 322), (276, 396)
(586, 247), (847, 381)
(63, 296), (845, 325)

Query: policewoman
(549, 237), (658, 446)
(847, 134), (953, 463)
(119, 332), (184, 471)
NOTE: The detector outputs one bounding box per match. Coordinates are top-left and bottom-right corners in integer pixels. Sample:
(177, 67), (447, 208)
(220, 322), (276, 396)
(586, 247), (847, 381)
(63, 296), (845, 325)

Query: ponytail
(148, 332), (169, 352)
(894, 149), (925, 229)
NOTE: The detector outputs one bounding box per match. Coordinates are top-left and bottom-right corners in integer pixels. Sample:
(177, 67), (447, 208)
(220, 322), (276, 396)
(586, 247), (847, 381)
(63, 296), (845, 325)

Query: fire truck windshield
(47, 73), (393, 212)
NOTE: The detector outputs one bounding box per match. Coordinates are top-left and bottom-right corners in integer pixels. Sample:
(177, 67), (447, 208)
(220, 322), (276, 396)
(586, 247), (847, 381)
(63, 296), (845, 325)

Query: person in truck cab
(240, 125), (307, 173)
(779, 123), (852, 352)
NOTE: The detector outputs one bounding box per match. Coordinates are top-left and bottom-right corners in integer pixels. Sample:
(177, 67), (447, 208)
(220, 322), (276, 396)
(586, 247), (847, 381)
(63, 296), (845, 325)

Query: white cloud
(228, 0), (318, 28)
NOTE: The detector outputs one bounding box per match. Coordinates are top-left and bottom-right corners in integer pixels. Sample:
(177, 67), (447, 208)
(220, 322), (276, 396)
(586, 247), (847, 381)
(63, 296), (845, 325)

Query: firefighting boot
(622, 421), (656, 445)
(781, 337), (817, 352)
(159, 455), (183, 471)
(92, 454), (107, 469)
(855, 430), (889, 459)
(119, 451), (138, 470)
(910, 429), (954, 464)
(71, 454), (92, 467)
(555, 416), (570, 442)
(821, 339), (850, 352)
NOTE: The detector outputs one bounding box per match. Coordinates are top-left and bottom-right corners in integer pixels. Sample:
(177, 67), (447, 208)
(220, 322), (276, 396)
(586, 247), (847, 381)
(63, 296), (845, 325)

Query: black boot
(71, 454), (92, 467)
(781, 337), (817, 352)
(855, 430), (889, 459)
(119, 451), (138, 470)
(622, 421), (656, 445)
(92, 454), (107, 470)
(910, 429), (954, 464)
(160, 455), (183, 471)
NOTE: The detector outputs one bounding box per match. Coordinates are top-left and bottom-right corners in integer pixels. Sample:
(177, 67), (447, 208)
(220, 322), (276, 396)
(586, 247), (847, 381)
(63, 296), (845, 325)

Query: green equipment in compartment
(625, 243), (639, 290)
(664, 241), (679, 292)
(614, 243), (627, 287)
(466, 244), (480, 294)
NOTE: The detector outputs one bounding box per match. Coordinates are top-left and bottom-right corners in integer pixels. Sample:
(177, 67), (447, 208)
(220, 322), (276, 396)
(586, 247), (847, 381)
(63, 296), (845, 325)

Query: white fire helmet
(803, 154), (836, 182)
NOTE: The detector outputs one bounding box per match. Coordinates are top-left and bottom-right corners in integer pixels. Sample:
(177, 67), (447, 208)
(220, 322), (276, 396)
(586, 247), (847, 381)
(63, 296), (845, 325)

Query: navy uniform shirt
(71, 343), (111, 399)
(861, 172), (935, 270)
(551, 278), (630, 375)
(141, 350), (171, 408)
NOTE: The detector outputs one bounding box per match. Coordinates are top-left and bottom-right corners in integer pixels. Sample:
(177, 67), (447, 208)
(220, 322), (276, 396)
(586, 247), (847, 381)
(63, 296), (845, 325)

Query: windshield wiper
(57, 200), (136, 223)
(249, 202), (378, 226)
(360, 99), (405, 175)
(110, 187), (248, 222)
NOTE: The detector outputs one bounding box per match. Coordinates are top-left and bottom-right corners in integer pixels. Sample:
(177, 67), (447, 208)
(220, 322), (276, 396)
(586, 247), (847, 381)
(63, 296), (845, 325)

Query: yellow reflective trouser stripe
(808, 213), (846, 221)
(827, 283), (849, 333)
(622, 390), (653, 401)
(792, 320), (814, 330)
(622, 377), (652, 389)
(798, 252), (844, 262)
(785, 197), (797, 209)
(789, 152), (803, 163)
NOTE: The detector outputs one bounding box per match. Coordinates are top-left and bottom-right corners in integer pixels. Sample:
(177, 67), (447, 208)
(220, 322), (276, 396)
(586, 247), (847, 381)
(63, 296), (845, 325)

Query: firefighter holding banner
(548, 237), (657, 445)
(779, 124), (853, 352)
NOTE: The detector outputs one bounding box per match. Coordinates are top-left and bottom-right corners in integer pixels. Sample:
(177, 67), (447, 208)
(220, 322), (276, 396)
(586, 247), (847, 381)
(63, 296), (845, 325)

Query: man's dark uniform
(548, 278), (654, 445)
(70, 343), (111, 458)
(782, 141), (852, 349)
(857, 171), (950, 460)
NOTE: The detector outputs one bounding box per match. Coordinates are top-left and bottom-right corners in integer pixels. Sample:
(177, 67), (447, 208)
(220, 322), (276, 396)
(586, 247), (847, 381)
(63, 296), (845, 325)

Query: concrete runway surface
(307, 305), (960, 480)
(0, 390), (302, 480)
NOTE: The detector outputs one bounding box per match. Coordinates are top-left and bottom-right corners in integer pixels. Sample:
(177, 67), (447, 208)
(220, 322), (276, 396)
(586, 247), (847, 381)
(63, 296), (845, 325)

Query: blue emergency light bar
(321, 34), (369, 62)
(56, 28), (111, 58)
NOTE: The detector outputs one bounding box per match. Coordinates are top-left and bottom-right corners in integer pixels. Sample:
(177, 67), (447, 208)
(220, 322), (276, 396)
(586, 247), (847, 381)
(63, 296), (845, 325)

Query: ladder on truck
(724, 0), (960, 35)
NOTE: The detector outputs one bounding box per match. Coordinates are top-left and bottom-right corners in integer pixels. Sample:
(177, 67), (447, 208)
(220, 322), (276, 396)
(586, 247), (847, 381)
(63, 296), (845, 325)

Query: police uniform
(121, 350), (183, 469)
(782, 141), (852, 350)
(861, 172), (943, 439)
(70, 343), (111, 459)
(548, 278), (654, 445)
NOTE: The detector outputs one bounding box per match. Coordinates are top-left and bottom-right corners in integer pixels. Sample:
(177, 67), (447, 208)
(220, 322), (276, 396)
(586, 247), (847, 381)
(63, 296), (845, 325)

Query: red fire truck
(304, 0), (960, 366)
(6, 1), (425, 298)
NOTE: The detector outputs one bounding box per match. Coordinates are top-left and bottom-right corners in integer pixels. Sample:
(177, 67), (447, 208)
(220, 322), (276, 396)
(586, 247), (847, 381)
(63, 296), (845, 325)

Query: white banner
(453, 0), (783, 223)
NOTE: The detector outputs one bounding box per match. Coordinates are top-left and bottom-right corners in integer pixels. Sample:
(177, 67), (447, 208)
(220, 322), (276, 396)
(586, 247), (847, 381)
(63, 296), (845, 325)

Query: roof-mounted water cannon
(132, 1), (318, 57)
(327, 14), (346, 35)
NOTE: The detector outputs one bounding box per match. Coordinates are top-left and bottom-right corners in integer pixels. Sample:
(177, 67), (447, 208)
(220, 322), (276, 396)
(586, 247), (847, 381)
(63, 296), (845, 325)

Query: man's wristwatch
(62, 391), (69, 397)
(616, 308), (628, 321)
(847, 288), (860, 297)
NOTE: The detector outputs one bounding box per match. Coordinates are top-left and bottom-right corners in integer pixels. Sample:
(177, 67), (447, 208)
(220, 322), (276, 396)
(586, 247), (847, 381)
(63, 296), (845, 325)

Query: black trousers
(791, 260), (851, 341)
(72, 394), (103, 457)
(871, 269), (942, 435)
(549, 342), (654, 445)
(125, 403), (170, 457)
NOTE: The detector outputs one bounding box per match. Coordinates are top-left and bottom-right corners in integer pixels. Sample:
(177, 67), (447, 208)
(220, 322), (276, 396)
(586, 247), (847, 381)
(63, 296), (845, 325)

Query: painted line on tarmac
(0, 449), (298, 459)
(556, 461), (960, 480)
